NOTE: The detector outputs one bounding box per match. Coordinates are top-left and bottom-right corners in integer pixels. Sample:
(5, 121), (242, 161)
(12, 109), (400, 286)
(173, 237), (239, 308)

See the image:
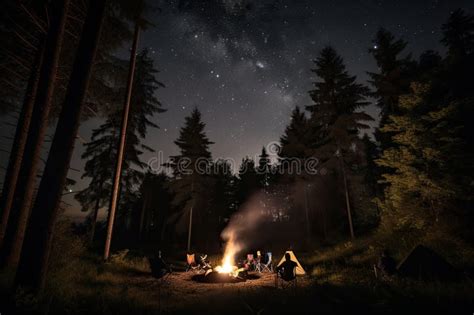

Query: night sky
(1, 0), (473, 218)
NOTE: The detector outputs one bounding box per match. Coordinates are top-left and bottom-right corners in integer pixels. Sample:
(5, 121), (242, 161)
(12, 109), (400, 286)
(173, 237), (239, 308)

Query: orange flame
(214, 232), (241, 275)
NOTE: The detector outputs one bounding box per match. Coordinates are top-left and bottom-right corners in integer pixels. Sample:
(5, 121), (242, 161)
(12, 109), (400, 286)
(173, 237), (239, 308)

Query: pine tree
(440, 10), (474, 166)
(207, 159), (236, 250)
(0, 45), (44, 248)
(306, 46), (372, 167)
(235, 157), (259, 207)
(212, 159), (237, 223)
(441, 9), (474, 59)
(376, 83), (465, 232)
(167, 108), (214, 251)
(14, 0), (105, 290)
(257, 147), (271, 187)
(0, 1), (46, 115)
(138, 171), (172, 243)
(306, 46), (372, 238)
(367, 28), (415, 150)
(75, 48), (165, 242)
(279, 106), (310, 160)
(0, 0), (69, 271)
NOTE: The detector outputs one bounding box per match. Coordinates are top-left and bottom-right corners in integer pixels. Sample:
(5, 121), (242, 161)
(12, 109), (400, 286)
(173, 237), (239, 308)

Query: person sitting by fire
(276, 253), (298, 281)
(149, 250), (171, 279)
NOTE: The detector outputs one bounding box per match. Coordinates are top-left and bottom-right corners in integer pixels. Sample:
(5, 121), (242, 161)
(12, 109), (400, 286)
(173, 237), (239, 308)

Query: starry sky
(1, 0), (473, 218)
(133, 0), (472, 167)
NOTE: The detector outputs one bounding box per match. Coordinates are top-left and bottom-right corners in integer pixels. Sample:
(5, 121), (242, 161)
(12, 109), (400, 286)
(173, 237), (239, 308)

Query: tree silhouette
(75, 49), (165, 242)
(306, 46), (372, 238)
(167, 108), (214, 251)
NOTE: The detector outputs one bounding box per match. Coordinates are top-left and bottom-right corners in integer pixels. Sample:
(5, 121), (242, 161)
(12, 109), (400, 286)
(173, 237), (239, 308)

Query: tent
(277, 251), (306, 275)
(397, 245), (459, 281)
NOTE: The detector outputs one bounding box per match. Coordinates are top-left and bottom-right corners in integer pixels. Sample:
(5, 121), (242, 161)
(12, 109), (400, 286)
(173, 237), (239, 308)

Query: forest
(0, 0), (473, 314)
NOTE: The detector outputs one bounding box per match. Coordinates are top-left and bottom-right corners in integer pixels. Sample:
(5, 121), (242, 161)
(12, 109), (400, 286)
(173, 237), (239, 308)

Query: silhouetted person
(276, 253), (297, 281)
(377, 250), (396, 276)
(149, 250), (171, 279)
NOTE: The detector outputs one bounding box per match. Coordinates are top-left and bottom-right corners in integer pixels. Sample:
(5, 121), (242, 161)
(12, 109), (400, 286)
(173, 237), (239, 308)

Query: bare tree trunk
(0, 43), (44, 248)
(304, 184), (311, 248)
(15, 0), (107, 291)
(138, 190), (149, 241)
(89, 196), (101, 243)
(103, 22), (140, 260)
(187, 181), (195, 253)
(0, 0), (69, 269)
(187, 205), (194, 253)
(339, 155), (355, 239)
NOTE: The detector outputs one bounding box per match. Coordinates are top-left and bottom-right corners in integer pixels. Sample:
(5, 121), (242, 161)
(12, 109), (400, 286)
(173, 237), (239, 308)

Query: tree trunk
(138, 190), (149, 241)
(89, 196), (101, 243)
(0, 0), (69, 269)
(103, 22), (140, 260)
(187, 181), (195, 253)
(15, 0), (107, 291)
(187, 205), (194, 253)
(0, 43), (44, 248)
(339, 155), (355, 239)
(304, 184), (312, 248)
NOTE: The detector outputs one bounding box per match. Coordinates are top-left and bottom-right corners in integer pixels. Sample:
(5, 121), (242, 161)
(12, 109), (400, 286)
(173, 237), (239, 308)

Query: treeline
(128, 9), (474, 254)
(102, 9), (473, 256)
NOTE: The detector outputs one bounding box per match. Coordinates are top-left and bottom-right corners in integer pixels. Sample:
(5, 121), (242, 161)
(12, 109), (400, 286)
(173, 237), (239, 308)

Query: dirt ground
(123, 270), (312, 313)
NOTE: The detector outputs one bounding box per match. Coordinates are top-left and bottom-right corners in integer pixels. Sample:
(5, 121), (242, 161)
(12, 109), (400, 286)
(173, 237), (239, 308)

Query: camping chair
(255, 251), (264, 273)
(199, 254), (212, 270)
(261, 252), (273, 272)
(186, 253), (201, 272)
(275, 264), (297, 289)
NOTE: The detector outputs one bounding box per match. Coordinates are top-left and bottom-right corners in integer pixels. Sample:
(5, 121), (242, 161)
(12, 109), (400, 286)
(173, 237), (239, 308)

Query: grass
(1, 224), (473, 314)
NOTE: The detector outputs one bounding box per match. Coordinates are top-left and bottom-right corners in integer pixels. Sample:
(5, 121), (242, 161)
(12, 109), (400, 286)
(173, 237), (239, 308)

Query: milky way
(135, 0), (472, 168)
(71, 0), (474, 215)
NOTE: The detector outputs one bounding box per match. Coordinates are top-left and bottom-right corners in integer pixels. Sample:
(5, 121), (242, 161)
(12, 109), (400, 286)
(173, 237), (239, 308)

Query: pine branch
(20, 3), (47, 34)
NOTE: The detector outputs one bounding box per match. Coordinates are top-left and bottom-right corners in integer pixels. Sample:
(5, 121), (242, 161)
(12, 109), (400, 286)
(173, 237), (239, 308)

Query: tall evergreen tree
(441, 9), (474, 59)
(306, 46), (372, 163)
(212, 159), (237, 223)
(75, 48), (165, 241)
(167, 108), (214, 251)
(207, 159), (236, 250)
(440, 9), (474, 161)
(15, 0), (105, 291)
(235, 157), (259, 208)
(306, 46), (372, 238)
(279, 106), (310, 160)
(138, 171), (172, 243)
(367, 28), (415, 150)
(0, 0), (69, 271)
(376, 83), (466, 233)
(257, 147), (271, 188)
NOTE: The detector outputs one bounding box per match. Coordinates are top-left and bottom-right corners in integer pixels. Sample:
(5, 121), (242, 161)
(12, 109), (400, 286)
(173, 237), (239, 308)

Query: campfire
(213, 233), (241, 277)
(214, 254), (239, 277)
(194, 234), (249, 283)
